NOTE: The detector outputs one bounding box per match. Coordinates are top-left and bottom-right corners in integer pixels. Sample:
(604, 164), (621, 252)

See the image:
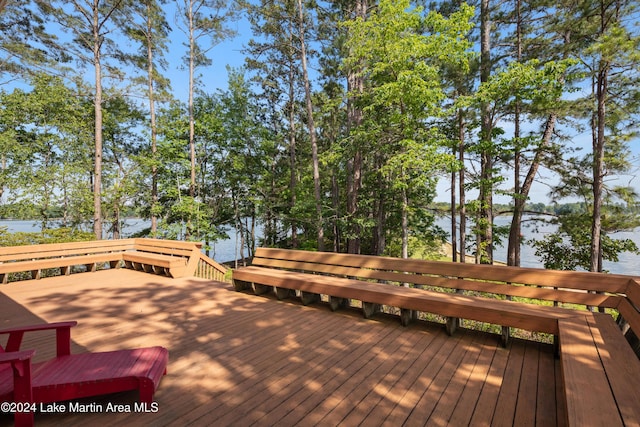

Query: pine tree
(34, 0), (133, 239)
(125, 0), (171, 236)
(175, 0), (236, 238)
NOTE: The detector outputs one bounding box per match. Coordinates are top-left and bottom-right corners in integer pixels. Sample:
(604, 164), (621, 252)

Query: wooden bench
(233, 248), (629, 337)
(122, 238), (201, 278)
(0, 238), (206, 282)
(233, 248), (640, 427)
(0, 240), (131, 284)
(234, 264), (583, 335)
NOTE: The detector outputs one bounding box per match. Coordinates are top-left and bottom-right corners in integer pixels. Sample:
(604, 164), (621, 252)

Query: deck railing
(193, 253), (228, 282)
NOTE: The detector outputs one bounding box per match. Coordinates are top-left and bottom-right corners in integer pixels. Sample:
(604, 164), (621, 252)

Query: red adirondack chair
(0, 321), (168, 427)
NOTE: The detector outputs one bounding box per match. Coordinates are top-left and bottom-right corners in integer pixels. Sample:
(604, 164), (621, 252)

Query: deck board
(0, 269), (565, 426)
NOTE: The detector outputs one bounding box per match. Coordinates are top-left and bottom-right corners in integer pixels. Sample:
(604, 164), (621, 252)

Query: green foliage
(531, 211), (639, 271)
(467, 59), (578, 113)
(0, 73), (94, 229)
(338, 0), (475, 255)
(0, 227), (93, 247)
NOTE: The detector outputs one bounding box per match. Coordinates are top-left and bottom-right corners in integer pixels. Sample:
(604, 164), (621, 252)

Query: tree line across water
(1, 0), (639, 272)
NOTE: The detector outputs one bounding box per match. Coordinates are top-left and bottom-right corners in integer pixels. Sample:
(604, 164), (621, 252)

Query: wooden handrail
(193, 252), (228, 282)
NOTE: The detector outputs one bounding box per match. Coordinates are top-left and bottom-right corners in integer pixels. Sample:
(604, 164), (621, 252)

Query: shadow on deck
(1, 269), (564, 426)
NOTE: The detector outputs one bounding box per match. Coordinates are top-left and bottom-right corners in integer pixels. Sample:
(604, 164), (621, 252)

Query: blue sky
(161, 6), (252, 102)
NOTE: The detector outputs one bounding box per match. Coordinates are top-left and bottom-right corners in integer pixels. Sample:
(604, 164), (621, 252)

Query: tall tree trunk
(451, 143), (457, 262)
(508, 0), (522, 266)
(188, 3), (196, 200)
(187, 4), (195, 199)
(112, 204), (121, 239)
(145, 1), (159, 237)
(185, 2), (197, 240)
(590, 0), (616, 274)
(92, 1), (103, 240)
(288, 34), (298, 248)
(508, 113), (557, 267)
(1, 155), (5, 205)
(478, 0), (493, 264)
(373, 155), (385, 255)
(401, 182), (409, 260)
(458, 109), (466, 263)
(332, 172), (340, 252)
(346, 0), (367, 254)
(296, 0), (324, 251)
(591, 63), (608, 273)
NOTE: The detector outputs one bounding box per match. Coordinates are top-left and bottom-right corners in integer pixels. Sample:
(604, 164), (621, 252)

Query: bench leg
(275, 287), (293, 300)
(329, 296), (349, 312)
(301, 291), (320, 306)
(501, 326), (511, 347)
(233, 279), (250, 291)
(362, 302), (381, 319)
(31, 269), (41, 280)
(400, 309), (416, 326)
(253, 283), (272, 296)
(1, 273), (7, 284)
(445, 317), (460, 336)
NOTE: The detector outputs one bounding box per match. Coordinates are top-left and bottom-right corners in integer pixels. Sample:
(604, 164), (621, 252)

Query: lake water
(435, 215), (640, 276)
(0, 219), (241, 264)
(2, 217), (638, 275)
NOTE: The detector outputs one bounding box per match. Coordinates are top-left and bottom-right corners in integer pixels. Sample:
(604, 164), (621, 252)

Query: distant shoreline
(440, 242), (507, 265)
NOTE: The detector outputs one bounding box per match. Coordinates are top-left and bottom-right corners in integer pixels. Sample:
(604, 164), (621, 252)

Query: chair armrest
(0, 350), (35, 412)
(0, 350), (35, 378)
(0, 349), (36, 364)
(0, 321), (77, 356)
(0, 321), (78, 335)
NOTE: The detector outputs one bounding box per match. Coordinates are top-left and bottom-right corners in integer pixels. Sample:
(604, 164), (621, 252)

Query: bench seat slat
(122, 252), (189, 278)
(122, 252), (186, 268)
(587, 313), (640, 426)
(558, 316), (623, 427)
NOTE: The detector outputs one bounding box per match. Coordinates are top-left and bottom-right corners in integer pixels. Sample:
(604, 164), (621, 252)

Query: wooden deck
(1, 269), (564, 426)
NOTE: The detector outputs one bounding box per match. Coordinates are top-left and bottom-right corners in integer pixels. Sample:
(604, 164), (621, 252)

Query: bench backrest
(252, 247), (635, 314)
(0, 239), (136, 262)
(132, 238), (202, 258)
(0, 239), (201, 263)
(619, 279), (640, 354)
